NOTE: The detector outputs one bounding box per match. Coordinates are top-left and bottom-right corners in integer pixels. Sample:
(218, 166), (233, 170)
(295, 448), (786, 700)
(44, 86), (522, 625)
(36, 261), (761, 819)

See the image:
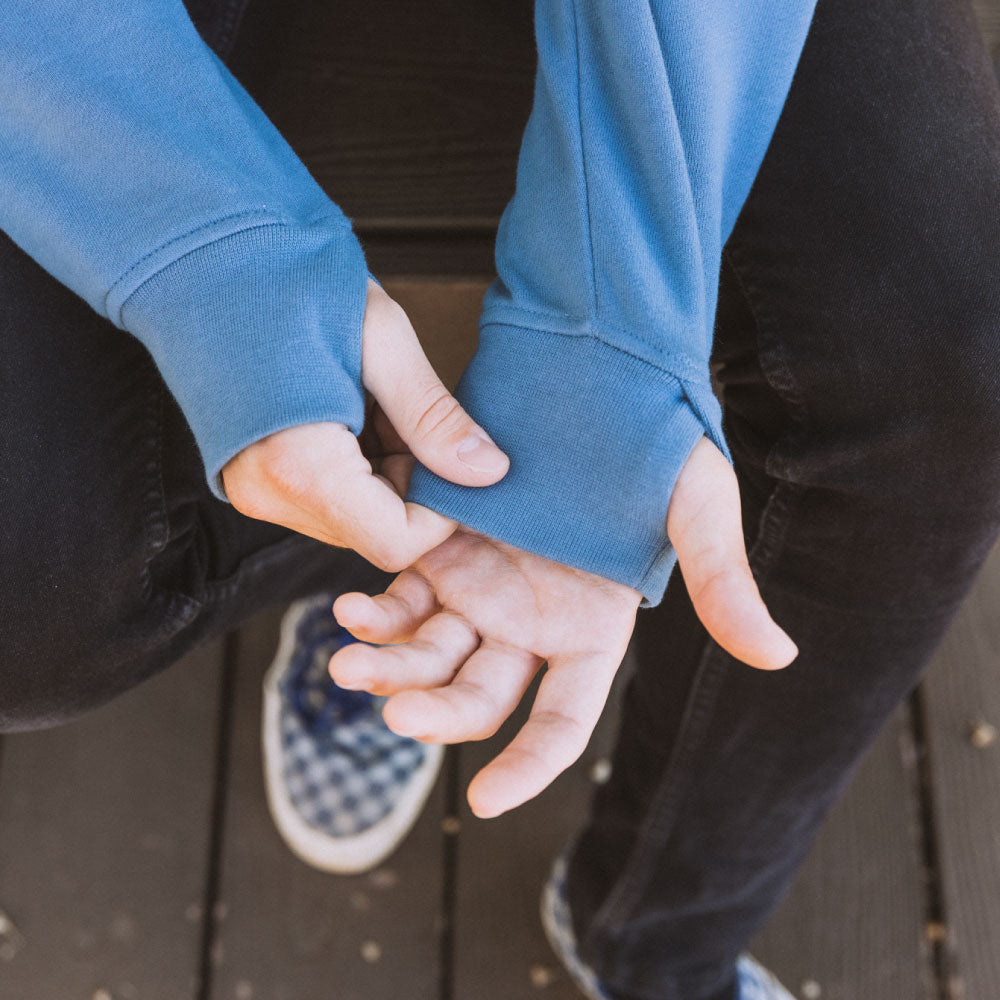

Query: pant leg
(183, 0), (252, 60)
(0, 0), (392, 732)
(565, 1), (1000, 998)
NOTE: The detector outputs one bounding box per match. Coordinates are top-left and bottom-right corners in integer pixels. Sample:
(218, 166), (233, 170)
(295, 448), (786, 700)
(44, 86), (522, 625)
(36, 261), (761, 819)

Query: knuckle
(459, 685), (503, 741)
(224, 475), (270, 521)
(409, 383), (466, 442)
(687, 563), (755, 615)
(365, 542), (408, 575)
(530, 709), (589, 765)
(257, 448), (303, 497)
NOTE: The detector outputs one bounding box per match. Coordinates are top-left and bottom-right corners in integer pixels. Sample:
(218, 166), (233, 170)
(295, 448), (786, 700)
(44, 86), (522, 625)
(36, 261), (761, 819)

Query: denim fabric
(1, 3), (999, 1000)
(0, 0), (392, 730)
(564, 1), (1000, 998)
(184, 0), (251, 59)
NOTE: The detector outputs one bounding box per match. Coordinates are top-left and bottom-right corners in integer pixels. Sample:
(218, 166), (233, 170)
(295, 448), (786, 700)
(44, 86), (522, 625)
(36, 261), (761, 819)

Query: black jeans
(564, 2), (1000, 999)
(2, 1), (999, 999)
(0, 5), (393, 731)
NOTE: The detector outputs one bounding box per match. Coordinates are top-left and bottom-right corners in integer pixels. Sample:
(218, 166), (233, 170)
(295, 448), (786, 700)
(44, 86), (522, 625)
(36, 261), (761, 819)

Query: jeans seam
(581, 236), (809, 991)
(721, 238), (813, 480)
(198, 532), (329, 606)
(583, 484), (800, 966)
(137, 373), (170, 604)
(212, 0), (252, 61)
(137, 370), (203, 631)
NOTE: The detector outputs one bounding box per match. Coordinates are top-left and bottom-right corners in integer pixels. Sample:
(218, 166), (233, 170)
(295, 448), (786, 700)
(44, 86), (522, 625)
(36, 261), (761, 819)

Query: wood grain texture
(751, 708), (932, 1000)
(919, 541), (1000, 1000)
(382, 278), (487, 390)
(227, 0), (535, 272)
(0, 640), (223, 1000)
(360, 230), (498, 278)
(232, 0), (534, 226)
(208, 609), (447, 1000)
(450, 655), (632, 1000)
(452, 648), (930, 1000)
(972, 0), (1000, 58)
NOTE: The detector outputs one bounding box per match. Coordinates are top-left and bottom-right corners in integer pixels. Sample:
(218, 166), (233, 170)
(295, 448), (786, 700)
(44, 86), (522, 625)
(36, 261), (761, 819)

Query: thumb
(667, 436), (798, 670)
(360, 281), (510, 486)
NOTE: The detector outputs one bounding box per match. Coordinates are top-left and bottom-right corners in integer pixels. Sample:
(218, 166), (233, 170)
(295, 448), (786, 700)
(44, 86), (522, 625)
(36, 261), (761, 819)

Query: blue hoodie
(1, 0), (816, 607)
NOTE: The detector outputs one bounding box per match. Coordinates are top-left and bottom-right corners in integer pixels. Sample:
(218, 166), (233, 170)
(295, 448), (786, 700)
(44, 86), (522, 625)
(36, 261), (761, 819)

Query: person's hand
(328, 437), (798, 818)
(221, 280), (509, 572)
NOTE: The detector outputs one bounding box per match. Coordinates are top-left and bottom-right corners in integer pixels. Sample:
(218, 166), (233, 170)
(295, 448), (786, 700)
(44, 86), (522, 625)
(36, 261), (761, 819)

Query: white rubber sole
(261, 598), (445, 875)
(541, 849), (794, 1000)
(540, 851), (610, 1000)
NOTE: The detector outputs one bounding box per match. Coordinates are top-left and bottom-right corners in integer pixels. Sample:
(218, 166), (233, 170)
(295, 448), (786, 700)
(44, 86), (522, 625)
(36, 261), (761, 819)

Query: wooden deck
(1, 540), (998, 1000)
(4, 2), (1000, 997)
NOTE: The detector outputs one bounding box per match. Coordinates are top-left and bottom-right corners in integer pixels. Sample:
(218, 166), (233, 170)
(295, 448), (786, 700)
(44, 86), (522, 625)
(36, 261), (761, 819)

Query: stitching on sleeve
(570, 0), (600, 317)
(478, 317), (713, 386)
(104, 207), (349, 325)
(108, 208), (276, 299)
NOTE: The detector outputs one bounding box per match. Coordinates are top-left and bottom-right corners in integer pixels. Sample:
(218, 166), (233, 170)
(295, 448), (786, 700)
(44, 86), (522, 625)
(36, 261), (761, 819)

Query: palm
(330, 436), (798, 818)
(329, 528), (641, 818)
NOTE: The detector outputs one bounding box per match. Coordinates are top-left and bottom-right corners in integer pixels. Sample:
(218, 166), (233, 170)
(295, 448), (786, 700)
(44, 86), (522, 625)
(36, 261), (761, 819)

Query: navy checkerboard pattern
(277, 595), (429, 838)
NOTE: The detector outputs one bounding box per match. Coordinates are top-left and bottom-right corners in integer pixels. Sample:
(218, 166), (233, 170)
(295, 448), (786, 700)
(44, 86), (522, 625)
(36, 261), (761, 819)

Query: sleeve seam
(478, 317), (713, 387)
(569, 0), (600, 317)
(104, 206), (351, 326)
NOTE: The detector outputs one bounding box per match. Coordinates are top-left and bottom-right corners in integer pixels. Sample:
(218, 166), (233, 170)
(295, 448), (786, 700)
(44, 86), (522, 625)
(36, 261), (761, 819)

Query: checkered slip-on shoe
(735, 955), (797, 1000)
(262, 592), (444, 874)
(541, 849), (795, 1000)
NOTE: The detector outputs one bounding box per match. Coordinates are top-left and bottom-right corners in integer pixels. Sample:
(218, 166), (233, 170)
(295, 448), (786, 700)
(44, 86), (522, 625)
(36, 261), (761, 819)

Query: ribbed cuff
(404, 323), (730, 608)
(119, 216), (370, 498)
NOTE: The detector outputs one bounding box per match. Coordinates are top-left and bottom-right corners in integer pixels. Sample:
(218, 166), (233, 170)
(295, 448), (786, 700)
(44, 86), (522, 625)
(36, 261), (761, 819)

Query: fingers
(465, 650), (618, 818)
(381, 640), (542, 743)
(326, 458), (457, 571)
(360, 281), (510, 487)
(224, 422), (456, 573)
(329, 610), (480, 695)
(667, 437), (798, 670)
(373, 401), (408, 455)
(333, 571), (440, 644)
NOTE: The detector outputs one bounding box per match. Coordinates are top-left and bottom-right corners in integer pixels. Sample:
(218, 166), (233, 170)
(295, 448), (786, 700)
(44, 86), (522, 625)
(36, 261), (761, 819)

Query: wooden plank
(453, 653), (929, 1000)
(972, 0), (1000, 59)
(360, 230), (498, 279)
(382, 278), (486, 390)
(451, 657), (633, 1000)
(232, 0), (534, 230)
(917, 541), (1000, 1000)
(209, 608), (446, 1000)
(751, 707), (932, 1000)
(0, 639), (223, 1000)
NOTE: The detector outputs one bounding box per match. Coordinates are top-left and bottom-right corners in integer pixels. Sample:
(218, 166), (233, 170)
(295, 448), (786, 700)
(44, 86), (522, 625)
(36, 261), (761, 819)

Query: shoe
(541, 849), (795, 1000)
(262, 592), (444, 874)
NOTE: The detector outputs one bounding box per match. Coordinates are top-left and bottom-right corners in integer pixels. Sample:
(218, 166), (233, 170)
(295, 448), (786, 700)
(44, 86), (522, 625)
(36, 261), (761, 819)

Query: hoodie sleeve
(404, 0), (817, 607)
(0, 1), (372, 496)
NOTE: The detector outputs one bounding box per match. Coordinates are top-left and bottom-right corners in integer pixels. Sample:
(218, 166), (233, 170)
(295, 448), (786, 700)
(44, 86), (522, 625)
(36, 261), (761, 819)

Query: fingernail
(331, 674), (366, 690)
(773, 630), (799, 667)
(457, 433), (506, 473)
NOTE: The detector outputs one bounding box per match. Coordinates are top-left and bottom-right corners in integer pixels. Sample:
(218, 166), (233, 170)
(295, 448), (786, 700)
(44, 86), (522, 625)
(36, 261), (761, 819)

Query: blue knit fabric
(1, 0), (817, 606)
(0, 2), (370, 490)
(405, 0), (817, 606)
